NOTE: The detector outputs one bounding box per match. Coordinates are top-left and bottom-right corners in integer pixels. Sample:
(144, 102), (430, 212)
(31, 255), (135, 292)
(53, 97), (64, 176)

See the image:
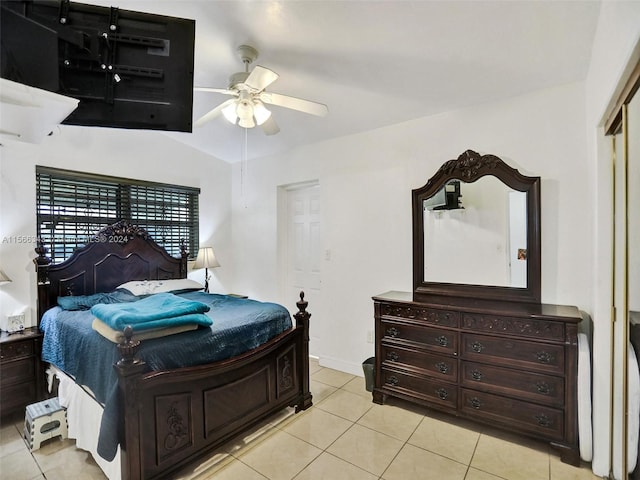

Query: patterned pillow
(116, 278), (204, 296)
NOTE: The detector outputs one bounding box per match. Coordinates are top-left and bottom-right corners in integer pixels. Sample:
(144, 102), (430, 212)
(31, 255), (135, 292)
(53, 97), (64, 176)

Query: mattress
(578, 332), (593, 461)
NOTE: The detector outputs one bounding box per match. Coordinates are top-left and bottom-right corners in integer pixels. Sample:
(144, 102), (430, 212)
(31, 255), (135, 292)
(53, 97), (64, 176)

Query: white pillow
(117, 279), (204, 296)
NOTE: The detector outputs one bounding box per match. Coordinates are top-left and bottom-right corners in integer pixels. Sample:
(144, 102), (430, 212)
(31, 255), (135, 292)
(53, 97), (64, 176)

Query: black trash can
(362, 357), (375, 392)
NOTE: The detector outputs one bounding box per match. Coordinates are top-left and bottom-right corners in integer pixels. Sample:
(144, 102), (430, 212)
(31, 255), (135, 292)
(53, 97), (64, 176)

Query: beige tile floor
(0, 359), (602, 480)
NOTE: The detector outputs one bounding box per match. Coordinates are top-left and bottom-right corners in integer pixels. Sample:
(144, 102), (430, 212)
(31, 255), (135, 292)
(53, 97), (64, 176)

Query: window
(36, 166), (199, 263)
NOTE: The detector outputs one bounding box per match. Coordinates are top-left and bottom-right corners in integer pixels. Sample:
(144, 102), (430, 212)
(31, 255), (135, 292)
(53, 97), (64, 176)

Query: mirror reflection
(423, 176), (527, 288)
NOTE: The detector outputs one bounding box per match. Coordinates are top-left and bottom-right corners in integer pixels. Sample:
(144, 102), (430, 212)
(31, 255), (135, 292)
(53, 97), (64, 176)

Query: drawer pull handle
(386, 375), (399, 386)
(386, 327), (400, 338)
(471, 341), (484, 353)
(471, 370), (483, 381)
(436, 335), (449, 347)
(387, 351), (399, 362)
(436, 388), (448, 400)
(536, 382), (551, 395)
(535, 414), (551, 427)
(470, 397), (482, 409)
(436, 362), (449, 374)
(536, 351), (552, 363)
(16, 345), (30, 355)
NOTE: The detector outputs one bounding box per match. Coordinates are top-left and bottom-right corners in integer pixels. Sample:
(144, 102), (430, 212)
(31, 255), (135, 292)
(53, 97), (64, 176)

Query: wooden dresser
(373, 291), (581, 465)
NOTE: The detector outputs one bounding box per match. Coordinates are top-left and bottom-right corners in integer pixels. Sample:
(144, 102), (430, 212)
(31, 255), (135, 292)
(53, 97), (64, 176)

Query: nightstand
(0, 327), (45, 420)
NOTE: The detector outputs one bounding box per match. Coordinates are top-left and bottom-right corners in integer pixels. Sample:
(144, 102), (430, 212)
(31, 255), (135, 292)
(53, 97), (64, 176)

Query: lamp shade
(253, 101), (272, 126)
(222, 102), (237, 124)
(193, 247), (220, 269)
(0, 268), (12, 285)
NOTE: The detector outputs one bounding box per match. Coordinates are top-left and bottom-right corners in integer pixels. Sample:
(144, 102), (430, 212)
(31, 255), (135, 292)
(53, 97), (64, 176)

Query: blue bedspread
(90, 292), (212, 331)
(40, 292), (292, 461)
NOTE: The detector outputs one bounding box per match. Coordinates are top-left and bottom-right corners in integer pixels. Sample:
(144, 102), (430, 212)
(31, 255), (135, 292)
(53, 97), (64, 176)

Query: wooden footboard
(115, 292), (312, 480)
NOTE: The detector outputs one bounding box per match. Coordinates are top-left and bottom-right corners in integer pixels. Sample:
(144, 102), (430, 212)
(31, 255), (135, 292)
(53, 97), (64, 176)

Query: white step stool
(23, 397), (68, 451)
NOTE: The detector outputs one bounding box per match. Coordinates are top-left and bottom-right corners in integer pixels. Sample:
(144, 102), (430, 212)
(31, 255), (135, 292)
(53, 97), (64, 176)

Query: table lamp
(193, 247), (220, 293)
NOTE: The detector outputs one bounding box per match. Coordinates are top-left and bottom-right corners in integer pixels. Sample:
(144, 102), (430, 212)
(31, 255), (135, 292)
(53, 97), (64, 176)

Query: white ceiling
(87, 0), (601, 162)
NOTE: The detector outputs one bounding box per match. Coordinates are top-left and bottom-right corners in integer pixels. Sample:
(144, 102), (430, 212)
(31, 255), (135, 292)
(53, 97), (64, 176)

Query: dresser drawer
(0, 381), (37, 413)
(0, 339), (35, 360)
(381, 367), (457, 409)
(1, 358), (36, 387)
(381, 344), (457, 382)
(462, 313), (565, 342)
(380, 303), (459, 328)
(381, 319), (457, 355)
(461, 361), (564, 407)
(461, 333), (564, 374)
(460, 388), (564, 441)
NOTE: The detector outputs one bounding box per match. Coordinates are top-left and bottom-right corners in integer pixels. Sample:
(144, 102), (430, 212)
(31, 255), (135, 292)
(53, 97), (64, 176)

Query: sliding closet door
(627, 81), (640, 480)
(609, 67), (640, 480)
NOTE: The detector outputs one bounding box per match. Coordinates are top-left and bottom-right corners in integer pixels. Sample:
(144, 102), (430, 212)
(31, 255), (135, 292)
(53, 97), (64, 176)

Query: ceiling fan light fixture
(253, 101), (271, 126)
(221, 102), (238, 124)
(236, 100), (253, 119)
(238, 116), (255, 128)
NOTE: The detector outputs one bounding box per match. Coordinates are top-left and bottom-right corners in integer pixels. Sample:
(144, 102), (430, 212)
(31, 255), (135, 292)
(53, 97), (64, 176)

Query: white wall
(584, 1), (640, 477)
(230, 81), (591, 377)
(0, 125), (232, 325)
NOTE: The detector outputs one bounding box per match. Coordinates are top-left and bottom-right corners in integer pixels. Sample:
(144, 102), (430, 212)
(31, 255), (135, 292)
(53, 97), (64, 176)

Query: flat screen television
(424, 180), (463, 211)
(1, 0), (195, 132)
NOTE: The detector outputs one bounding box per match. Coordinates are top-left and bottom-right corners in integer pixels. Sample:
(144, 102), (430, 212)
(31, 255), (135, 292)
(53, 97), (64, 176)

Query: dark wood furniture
(0, 327), (45, 420)
(373, 291), (581, 464)
(373, 150), (582, 465)
(35, 221), (312, 480)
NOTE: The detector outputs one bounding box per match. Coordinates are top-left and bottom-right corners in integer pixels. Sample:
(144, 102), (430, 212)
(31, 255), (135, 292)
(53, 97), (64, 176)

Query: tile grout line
(377, 413), (426, 480)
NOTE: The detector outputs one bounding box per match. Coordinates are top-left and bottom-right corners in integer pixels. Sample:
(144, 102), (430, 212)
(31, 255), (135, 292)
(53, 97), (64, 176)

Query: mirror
(423, 177), (528, 288)
(413, 150), (541, 303)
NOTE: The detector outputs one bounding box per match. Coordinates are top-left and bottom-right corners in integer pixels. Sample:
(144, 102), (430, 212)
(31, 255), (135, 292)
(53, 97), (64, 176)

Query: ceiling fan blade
(260, 92), (328, 117)
(244, 65), (279, 92)
(260, 115), (280, 136)
(194, 87), (238, 96)
(194, 98), (236, 127)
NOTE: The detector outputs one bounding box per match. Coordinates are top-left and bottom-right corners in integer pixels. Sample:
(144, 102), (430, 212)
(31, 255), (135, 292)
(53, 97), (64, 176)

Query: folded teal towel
(90, 293), (212, 331)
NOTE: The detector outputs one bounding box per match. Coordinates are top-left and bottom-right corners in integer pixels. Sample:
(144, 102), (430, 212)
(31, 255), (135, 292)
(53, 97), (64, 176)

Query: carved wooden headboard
(35, 221), (188, 324)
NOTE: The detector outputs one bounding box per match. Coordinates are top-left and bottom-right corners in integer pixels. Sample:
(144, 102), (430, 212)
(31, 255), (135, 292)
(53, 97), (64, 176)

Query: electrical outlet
(366, 330), (374, 344)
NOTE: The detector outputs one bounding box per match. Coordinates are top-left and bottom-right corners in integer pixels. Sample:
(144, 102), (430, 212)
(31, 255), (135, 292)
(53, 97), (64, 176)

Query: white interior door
(508, 190), (527, 288)
(285, 183), (321, 356)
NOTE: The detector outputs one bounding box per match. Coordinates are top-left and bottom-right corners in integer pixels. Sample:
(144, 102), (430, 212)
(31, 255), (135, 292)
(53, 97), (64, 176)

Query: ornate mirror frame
(412, 150), (541, 304)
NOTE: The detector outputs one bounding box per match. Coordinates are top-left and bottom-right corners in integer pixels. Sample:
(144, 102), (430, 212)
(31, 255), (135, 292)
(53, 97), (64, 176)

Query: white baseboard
(317, 355), (364, 377)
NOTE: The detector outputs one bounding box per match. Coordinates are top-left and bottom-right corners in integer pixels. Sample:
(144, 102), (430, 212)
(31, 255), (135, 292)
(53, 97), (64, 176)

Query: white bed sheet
(50, 367), (121, 480)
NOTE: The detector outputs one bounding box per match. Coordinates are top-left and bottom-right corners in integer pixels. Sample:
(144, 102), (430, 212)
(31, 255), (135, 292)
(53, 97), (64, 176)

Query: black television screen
(1, 0), (195, 132)
(424, 180), (462, 211)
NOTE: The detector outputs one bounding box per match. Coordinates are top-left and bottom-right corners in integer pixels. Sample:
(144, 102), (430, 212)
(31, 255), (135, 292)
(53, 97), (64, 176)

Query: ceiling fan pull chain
(241, 128), (249, 208)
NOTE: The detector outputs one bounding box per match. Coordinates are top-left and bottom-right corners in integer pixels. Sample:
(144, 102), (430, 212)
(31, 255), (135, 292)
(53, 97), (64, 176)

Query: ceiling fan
(194, 45), (328, 135)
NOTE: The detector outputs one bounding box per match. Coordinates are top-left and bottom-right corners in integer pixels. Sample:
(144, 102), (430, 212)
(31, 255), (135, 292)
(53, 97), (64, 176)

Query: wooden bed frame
(34, 221), (312, 480)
